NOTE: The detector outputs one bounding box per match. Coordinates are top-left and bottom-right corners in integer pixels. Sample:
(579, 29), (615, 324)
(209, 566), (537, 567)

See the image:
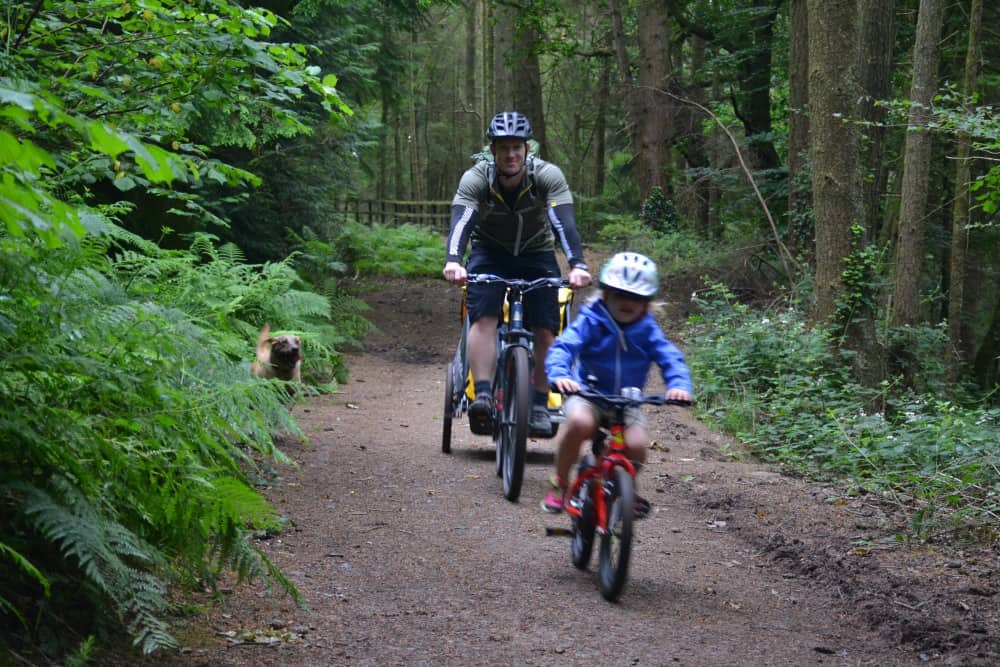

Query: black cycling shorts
(466, 246), (560, 333)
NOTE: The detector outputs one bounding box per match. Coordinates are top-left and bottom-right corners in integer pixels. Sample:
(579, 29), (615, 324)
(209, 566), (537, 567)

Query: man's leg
(530, 327), (556, 433)
(467, 315), (498, 434)
(468, 315), (499, 386)
(532, 327), (554, 394)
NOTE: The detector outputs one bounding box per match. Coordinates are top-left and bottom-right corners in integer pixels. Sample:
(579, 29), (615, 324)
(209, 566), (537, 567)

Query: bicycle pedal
(545, 527), (572, 537)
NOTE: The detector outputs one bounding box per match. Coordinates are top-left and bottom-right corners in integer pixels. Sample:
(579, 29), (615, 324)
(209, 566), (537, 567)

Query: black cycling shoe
(468, 394), (494, 435)
(633, 495), (652, 519)
(528, 404), (552, 435)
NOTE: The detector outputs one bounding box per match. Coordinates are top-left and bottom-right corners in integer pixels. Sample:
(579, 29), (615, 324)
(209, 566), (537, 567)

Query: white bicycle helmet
(598, 252), (659, 298)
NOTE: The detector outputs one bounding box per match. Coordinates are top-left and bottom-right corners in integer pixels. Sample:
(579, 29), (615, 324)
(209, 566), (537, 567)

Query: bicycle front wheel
(499, 345), (531, 501)
(570, 456), (597, 570)
(598, 467), (635, 602)
(441, 359), (455, 453)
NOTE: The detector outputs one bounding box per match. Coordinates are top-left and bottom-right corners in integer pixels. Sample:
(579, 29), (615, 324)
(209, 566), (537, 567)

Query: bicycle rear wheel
(499, 345), (530, 501)
(598, 467), (635, 602)
(441, 359), (455, 453)
(570, 455), (596, 570)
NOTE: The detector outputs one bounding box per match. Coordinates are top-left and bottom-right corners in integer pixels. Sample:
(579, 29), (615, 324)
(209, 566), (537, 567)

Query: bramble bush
(687, 282), (1000, 537)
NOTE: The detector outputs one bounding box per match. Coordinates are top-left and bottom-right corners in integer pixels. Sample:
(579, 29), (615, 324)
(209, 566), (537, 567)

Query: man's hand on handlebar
(568, 267), (591, 289)
(443, 261), (467, 285)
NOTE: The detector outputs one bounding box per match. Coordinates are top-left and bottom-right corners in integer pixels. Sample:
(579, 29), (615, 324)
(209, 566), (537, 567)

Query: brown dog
(250, 323), (302, 382)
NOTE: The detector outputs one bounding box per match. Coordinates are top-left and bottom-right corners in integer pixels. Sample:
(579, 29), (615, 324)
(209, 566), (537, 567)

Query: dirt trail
(151, 276), (997, 667)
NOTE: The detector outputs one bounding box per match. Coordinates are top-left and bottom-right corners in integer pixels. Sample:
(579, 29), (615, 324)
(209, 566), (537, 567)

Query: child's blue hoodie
(545, 298), (693, 395)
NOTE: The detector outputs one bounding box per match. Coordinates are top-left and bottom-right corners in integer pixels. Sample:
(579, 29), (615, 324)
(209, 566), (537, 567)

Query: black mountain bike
(441, 274), (572, 502)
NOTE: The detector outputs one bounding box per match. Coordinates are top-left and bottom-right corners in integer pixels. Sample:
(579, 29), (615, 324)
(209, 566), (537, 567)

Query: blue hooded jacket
(545, 298), (693, 395)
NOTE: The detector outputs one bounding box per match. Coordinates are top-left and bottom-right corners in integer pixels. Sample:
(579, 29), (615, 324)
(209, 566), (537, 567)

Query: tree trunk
(635, 0), (672, 199)
(681, 32), (710, 234)
(947, 0), (983, 381)
(408, 32), (423, 201)
(378, 97), (389, 202)
(738, 2), (781, 173)
(633, 0), (673, 200)
(491, 3), (546, 153)
(786, 0), (810, 257)
(515, 24), (547, 154)
(465, 2), (481, 151)
(809, 0), (885, 391)
(974, 298), (1000, 391)
(610, 0), (672, 201)
(393, 105), (403, 199)
(858, 0), (896, 244)
(493, 4), (515, 110)
(807, 0), (863, 323)
(593, 56), (609, 196)
(890, 0), (945, 328)
(482, 0), (493, 122)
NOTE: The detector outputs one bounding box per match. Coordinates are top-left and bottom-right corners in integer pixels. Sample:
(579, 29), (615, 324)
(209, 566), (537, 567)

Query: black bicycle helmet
(486, 111), (532, 141)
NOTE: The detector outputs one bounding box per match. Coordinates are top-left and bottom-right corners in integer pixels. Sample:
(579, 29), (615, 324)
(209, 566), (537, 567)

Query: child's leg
(543, 397), (599, 512)
(623, 418), (653, 518)
(623, 423), (650, 465)
(555, 399), (598, 484)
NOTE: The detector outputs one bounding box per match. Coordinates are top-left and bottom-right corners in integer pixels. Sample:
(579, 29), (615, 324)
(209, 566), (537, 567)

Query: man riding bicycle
(442, 111), (592, 436)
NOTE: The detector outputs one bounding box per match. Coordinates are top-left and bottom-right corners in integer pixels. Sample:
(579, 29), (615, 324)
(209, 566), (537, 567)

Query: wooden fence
(335, 198), (451, 230)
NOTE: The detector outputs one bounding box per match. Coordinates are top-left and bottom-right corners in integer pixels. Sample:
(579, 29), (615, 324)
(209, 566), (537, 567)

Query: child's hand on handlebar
(665, 387), (693, 403)
(551, 377), (581, 394)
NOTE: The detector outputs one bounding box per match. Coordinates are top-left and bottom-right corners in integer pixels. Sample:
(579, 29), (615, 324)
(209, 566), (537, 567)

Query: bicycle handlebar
(466, 274), (570, 291)
(559, 386), (692, 410)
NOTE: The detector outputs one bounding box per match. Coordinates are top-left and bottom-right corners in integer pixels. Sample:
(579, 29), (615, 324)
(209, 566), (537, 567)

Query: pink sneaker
(541, 475), (565, 513)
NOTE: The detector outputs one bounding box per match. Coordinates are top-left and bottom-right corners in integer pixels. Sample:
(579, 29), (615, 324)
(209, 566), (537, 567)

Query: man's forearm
(446, 204), (477, 263)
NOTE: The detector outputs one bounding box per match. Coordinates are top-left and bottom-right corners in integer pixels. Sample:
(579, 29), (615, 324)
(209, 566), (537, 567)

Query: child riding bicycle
(542, 252), (694, 514)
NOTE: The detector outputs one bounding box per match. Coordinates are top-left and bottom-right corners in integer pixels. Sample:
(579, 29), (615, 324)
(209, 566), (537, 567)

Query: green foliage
(103, 224), (353, 384)
(688, 281), (1000, 536)
(593, 213), (723, 277)
(285, 225), (375, 364)
(336, 221), (445, 277)
(885, 92), (1000, 224)
(885, 323), (955, 397)
(834, 224), (886, 333)
(640, 186), (677, 232)
(0, 222), (307, 657)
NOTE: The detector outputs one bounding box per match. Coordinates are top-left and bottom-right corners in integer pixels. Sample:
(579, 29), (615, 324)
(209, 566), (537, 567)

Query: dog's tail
(256, 323), (272, 359)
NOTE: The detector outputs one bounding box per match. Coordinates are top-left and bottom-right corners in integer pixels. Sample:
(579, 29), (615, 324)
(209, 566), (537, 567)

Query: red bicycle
(551, 386), (690, 601)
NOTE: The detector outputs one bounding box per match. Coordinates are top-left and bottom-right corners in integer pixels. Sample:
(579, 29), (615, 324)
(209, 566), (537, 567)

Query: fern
(16, 478), (177, 653)
(1, 222), (309, 657)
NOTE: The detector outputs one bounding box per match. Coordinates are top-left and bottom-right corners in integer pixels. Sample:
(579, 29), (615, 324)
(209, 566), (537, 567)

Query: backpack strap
(525, 155), (539, 202)
(482, 154), (538, 205)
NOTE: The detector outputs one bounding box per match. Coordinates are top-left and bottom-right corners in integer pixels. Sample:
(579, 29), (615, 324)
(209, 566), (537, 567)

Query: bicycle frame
(494, 281), (534, 397)
(564, 415), (638, 536)
(564, 389), (690, 529)
(466, 274), (570, 414)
